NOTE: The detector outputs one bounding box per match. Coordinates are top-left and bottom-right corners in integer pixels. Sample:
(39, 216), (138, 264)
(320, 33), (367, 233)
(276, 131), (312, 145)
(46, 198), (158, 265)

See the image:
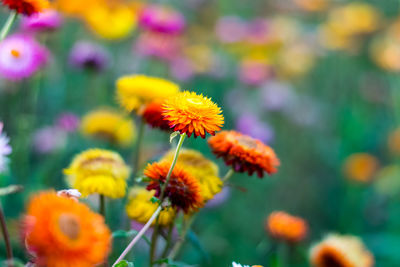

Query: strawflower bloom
(22, 191), (111, 267)
(84, 2), (137, 40)
(162, 149), (222, 202)
(0, 122), (11, 173)
(163, 91), (224, 138)
(343, 153), (379, 183)
(80, 109), (135, 147)
(69, 41), (110, 72)
(126, 187), (176, 226)
(310, 234), (374, 267)
(144, 161), (204, 213)
(64, 149), (131, 198)
(266, 211), (308, 243)
(141, 99), (171, 131)
(0, 34), (49, 80)
(116, 74), (180, 112)
(1, 0), (49, 15)
(20, 9), (63, 32)
(208, 130), (280, 177)
(139, 4), (185, 34)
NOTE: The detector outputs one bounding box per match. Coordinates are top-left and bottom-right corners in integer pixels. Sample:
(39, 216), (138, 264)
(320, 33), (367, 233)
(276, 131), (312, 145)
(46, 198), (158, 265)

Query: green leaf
(112, 230), (151, 245)
(0, 185), (23, 196)
(150, 196), (160, 204)
(115, 260), (134, 267)
(134, 176), (150, 183)
(170, 131), (179, 143)
(152, 258), (190, 267)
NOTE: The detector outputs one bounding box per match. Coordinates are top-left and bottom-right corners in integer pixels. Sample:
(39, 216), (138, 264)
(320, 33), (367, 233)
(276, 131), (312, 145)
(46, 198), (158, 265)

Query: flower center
(237, 136), (258, 149)
(187, 97), (204, 105)
(58, 214), (81, 240)
(321, 253), (343, 267)
(10, 49), (21, 58)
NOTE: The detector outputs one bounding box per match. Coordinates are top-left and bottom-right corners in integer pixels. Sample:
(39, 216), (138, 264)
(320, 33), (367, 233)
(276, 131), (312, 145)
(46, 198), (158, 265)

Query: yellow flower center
(10, 49), (21, 58)
(58, 214), (81, 240)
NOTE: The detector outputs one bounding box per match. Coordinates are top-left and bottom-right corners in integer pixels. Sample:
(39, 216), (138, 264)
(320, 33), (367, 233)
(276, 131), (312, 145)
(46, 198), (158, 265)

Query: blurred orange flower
(208, 130), (279, 177)
(343, 153), (379, 183)
(2, 0), (49, 15)
(163, 91), (224, 138)
(141, 100), (171, 131)
(144, 161), (204, 213)
(310, 234), (374, 267)
(22, 191), (111, 267)
(266, 211), (308, 243)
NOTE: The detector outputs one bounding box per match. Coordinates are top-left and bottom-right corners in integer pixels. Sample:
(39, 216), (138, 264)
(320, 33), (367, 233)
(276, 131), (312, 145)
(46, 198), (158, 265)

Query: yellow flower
(161, 149), (222, 202)
(84, 2), (137, 40)
(116, 75), (180, 112)
(64, 149), (130, 198)
(81, 108), (135, 147)
(277, 42), (315, 78)
(310, 234), (374, 267)
(125, 187), (176, 226)
(343, 153), (379, 183)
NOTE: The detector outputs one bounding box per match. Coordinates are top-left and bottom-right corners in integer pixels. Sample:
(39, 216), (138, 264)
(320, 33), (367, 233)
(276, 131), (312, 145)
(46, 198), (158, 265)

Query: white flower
(232, 262), (250, 267)
(0, 122), (11, 173)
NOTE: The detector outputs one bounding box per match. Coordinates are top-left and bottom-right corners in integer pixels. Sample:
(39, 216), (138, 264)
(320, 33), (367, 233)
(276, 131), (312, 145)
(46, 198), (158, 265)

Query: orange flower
(208, 130), (280, 177)
(162, 91), (224, 138)
(2, 0), (49, 15)
(266, 211), (308, 243)
(310, 234), (374, 267)
(144, 162), (204, 213)
(22, 191), (111, 267)
(141, 100), (171, 131)
(343, 153), (379, 183)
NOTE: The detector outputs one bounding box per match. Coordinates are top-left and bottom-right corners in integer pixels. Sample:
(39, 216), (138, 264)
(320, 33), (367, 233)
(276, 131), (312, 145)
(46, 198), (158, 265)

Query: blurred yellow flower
(375, 165), (400, 197)
(84, 2), (137, 40)
(116, 75), (180, 112)
(387, 127), (400, 155)
(371, 37), (400, 71)
(81, 108), (135, 147)
(162, 149), (222, 202)
(126, 187), (176, 226)
(342, 153), (379, 183)
(310, 234), (374, 267)
(64, 149), (130, 198)
(277, 42), (315, 78)
(53, 0), (99, 17)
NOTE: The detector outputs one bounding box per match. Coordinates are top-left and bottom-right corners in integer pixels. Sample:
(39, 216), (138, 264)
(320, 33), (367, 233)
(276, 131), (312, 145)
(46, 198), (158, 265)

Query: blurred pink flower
(134, 32), (182, 61)
(245, 18), (270, 44)
(139, 5), (185, 34)
(20, 10), (63, 32)
(0, 34), (49, 80)
(239, 59), (273, 86)
(69, 41), (110, 72)
(56, 112), (80, 133)
(0, 122), (11, 173)
(261, 81), (294, 111)
(215, 16), (247, 43)
(169, 57), (195, 81)
(32, 126), (67, 154)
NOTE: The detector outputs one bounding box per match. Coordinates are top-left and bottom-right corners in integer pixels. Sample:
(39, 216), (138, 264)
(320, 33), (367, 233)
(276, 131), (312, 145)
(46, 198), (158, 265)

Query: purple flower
(69, 41), (110, 72)
(32, 126), (67, 154)
(205, 187), (231, 208)
(215, 16), (247, 43)
(20, 9), (63, 32)
(0, 122), (11, 173)
(261, 80), (294, 111)
(139, 5), (185, 34)
(169, 57), (195, 81)
(56, 112), (80, 133)
(0, 34), (49, 80)
(236, 113), (274, 144)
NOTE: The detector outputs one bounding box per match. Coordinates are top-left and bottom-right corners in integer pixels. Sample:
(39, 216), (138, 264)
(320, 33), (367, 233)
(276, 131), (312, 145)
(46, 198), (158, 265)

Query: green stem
(0, 11), (17, 41)
(133, 117), (145, 179)
(222, 168), (234, 183)
(278, 242), (289, 267)
(161, 214), (176, 258)
(99, 194), (106, 219)
(150, 133), (186, 266)
(0, 201), (13, 267)
(167, 215), (195, 261)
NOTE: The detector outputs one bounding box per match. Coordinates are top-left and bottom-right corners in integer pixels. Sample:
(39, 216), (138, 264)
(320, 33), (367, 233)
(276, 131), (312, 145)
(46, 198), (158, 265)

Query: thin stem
(99, 194), (106, 219)
(0, 11), (17, 41)
(150, 133), (186, 265)
(161, 214), (176, 258)
(222, 168), (234, 183)
(113, 206), (162, 266)
(278, 241), (289, 267)
(167, 215), (195, 261)
(133, 117), (145, 178)
(0, 201), (13, 267)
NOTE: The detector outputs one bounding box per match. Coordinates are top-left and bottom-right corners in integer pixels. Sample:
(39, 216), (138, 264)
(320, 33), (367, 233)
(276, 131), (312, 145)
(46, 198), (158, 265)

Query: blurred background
(1, 0), (400, 266)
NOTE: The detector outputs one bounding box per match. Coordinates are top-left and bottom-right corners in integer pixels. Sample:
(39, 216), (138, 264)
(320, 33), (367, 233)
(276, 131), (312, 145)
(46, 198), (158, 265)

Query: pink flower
(134, 32), (182, 61)
(20, 10), (63, 32)
(0, 34), (49, 80)
(215, 16), (247, 43)
(32, 126), (67, 154)
(239, 59), (273, 86)
(56, 112), (80, 133)
(139, 5), (185, 34)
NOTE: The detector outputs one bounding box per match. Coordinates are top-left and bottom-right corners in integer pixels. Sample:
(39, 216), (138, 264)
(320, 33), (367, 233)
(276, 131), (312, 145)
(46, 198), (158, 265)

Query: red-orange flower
(162, 91), (224, 138)
(208, 130), (280, 177)
(266, 211), (308, 243)
(22, 191), (111, 267)
(2, 0), (49, 15)
(144, 161), (204, 213)
(141, 100), (171, 131)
